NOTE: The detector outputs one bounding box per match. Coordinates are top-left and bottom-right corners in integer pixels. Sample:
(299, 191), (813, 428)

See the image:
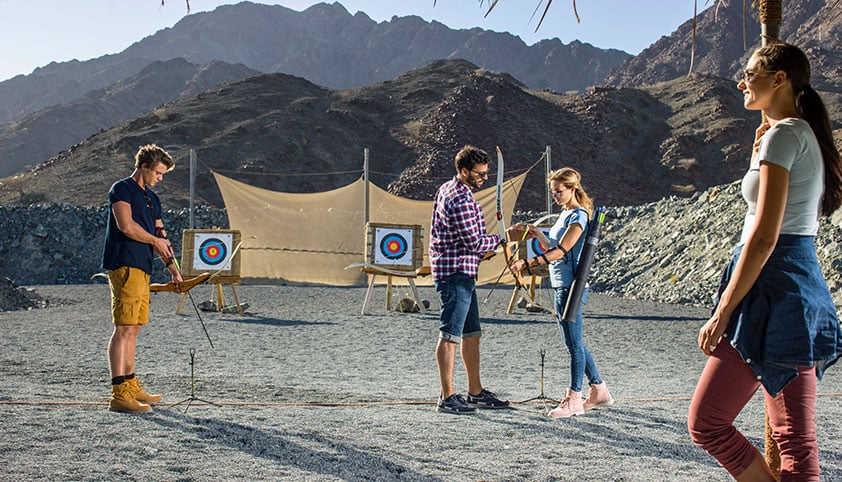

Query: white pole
(546, 145), (552, 216)
(364, 148), (370, 225)
(189, 148), (196, 229)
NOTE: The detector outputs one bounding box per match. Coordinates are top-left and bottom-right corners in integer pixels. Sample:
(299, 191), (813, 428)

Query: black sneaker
(437, 393), (477, 414)
(467, 389), (510, 409)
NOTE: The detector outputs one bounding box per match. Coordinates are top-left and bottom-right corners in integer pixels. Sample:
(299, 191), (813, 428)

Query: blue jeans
(435, 272), (481, 342)
(555, 287), (602, 392)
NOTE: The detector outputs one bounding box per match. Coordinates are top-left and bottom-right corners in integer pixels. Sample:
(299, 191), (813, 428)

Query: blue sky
(1, 1), (709, 82)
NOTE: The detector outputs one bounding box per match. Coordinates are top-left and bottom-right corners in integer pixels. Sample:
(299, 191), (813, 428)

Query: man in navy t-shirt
(103, 144), (181, 413)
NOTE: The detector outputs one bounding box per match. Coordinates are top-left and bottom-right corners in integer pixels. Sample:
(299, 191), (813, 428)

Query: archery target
(374, 227), (414, 266)
(525, 228), (553, 259)
(193, 233), (233, 270)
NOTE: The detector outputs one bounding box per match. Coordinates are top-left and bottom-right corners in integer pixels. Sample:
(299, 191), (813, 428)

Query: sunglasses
(142, 191), (153, 209)
(742, 69), (771, 83)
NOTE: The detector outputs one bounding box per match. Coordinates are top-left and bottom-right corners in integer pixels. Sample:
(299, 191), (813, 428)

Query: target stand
(507, 228), (553, 314)
(507, 275), (542, 313)
(178, 229), (244, 315)
(349, 223), (427, 315)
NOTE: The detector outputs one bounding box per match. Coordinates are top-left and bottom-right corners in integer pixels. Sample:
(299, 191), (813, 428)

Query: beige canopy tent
(213, 171), (527, 286)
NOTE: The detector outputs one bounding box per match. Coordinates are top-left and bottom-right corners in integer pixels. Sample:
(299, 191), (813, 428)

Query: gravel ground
(2, 283), (842, 481)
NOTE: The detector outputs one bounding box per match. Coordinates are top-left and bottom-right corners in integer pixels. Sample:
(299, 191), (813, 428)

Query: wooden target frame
(181, 229), (241, 283)
(365, 223), (423, 272)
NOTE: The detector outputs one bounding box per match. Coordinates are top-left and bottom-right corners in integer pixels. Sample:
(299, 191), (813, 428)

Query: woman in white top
(688, 42), (842, 481)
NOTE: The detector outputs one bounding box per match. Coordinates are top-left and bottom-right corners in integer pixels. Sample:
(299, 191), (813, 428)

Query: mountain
(604, 0), (841, 91)
(0, 59), (259, 178)
(0, 1), (629, 128)
(0, 59), (775, 212)
(1, 1), (840, 209)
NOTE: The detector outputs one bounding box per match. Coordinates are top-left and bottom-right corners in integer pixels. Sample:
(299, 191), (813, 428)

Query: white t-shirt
(739, 118), (824, 245)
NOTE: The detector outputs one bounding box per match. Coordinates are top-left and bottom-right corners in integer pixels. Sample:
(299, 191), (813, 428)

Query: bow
(483, 147), (526, 303)
(206, 237), (248, 283)
(162, 233), (255, 349)
(170, 254), (215, 349)
(495, 146), (507, 243)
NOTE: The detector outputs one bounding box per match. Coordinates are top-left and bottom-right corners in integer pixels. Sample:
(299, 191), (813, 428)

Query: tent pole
(364, 148), (370, 226)
(545, 145), (552, 217)
(189, 148), (196, 229)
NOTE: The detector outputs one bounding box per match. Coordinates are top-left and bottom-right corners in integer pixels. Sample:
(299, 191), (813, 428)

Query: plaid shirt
(429, 177), (502, 280)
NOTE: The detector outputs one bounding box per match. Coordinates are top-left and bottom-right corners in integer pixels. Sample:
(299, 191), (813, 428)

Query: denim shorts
(435, 272), (481, 342)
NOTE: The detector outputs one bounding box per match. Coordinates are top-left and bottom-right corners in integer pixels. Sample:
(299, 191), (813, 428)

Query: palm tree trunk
(758, 0), (782, 47)
(757, 2), (783, 477)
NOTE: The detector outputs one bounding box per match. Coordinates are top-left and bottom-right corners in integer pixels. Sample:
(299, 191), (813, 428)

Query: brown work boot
(126, 377), (162, 405)
(109, 382), (152, 413)
(583, 382), (614, 410)
(548, 388), (584, 418)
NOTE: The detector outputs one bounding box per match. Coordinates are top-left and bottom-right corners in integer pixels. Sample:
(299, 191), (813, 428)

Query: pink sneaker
(548, 389), (584, 418)
(583, 382), (614, 410)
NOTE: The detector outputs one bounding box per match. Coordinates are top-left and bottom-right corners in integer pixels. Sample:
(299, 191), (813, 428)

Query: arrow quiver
(561, 207), (606, 323)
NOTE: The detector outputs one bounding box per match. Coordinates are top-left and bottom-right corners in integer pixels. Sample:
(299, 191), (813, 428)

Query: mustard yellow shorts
(108, 266), (150, 326)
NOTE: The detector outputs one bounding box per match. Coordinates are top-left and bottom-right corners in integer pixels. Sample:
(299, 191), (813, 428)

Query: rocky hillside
(2, 182), (840, 313)
(604, 0), (841, 91)
(596, 183), (842, 309)
(0, 1), (628, 128)
(0, 59), (785, 212)
(0, 59), (259, 178)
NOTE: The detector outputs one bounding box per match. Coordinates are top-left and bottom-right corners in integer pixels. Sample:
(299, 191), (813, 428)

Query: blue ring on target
(198, 238), (228, 265)
(379, 233), (408, 260)
(530, 238), (549, 256)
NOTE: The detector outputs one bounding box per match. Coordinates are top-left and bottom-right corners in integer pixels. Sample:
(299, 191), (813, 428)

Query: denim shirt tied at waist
(718, 234), (842, 396)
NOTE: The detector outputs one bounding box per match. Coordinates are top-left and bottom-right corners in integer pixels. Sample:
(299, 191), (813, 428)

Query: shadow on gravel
(217, 316), (337, 327)
(482, 317), (556, 326)
(587, 313), (707, 322)
(148, 410), (443, 481)
(480, 405), (717, 467)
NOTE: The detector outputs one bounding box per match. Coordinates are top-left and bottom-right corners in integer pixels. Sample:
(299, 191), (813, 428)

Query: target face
(193, 233), (233, 270)
(199, 239), (227, 264)
(525, 228), (553, 259)
(374, 227), (414, 266)
(380, 233), (408, 260)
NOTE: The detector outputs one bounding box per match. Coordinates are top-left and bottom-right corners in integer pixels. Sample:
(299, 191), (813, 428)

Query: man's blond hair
(134, 144), (174, 171)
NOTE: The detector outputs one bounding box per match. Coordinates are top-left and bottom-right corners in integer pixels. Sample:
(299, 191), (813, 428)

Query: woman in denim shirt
(510, 168), (614, 418)
(688, 43), (842, 481)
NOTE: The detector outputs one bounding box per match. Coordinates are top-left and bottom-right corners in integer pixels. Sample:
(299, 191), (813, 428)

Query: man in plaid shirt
(430, 145), (520, 414)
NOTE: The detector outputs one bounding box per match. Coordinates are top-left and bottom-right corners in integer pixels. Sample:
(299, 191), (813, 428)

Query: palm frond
(484, 0), (502, 18)
(535, 0), (555, 32)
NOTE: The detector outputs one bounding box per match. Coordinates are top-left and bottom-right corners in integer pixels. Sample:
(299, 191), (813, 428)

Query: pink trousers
(688, 342), (819, 481)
